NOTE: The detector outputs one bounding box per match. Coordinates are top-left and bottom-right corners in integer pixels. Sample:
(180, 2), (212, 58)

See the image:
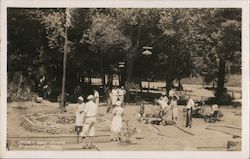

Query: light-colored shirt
(169, 89), (175, 97)
(186, 99), (195, 109)
(158, 99), (168, 110)
(111, 89), (118, 96)
(84, 101), (98, 117)
(76, 103), (85, 113)
(118, 89), (126, 96)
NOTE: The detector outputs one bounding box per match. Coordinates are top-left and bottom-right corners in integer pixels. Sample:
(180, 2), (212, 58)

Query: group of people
(137, 88), (196, 128)
(107, 86), (126, 112)
(73, 86), (214, 149)
(156, 89), (180, 125)
(74, 89), (99, 149)
(74, 86), (126, 149)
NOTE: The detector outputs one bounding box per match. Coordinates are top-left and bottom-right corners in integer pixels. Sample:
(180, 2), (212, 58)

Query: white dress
(111, 106), (124, 132)
(75, 103), (85, 126)
(171, 100), (178, 120)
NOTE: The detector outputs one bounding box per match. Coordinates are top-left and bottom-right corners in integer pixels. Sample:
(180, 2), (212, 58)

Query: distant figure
(171, 96), (178, 124)
(81, 95), (98, 149)
(110, 99), (124, 141)
(74, 85), (82, 100)
(93, 88), (100, 106)
(185, 97), (195, 128)
(106, 90), (113, 113)
(160, 92), (168, 103)
(118, 86), (126, 106)
(207, 104), (219, 116)
(75, 96), (85, 134)
(162, 100), (173, 125)
(42, 83), (51, 99)
(137, 103), (145, 122)
(168, 88), (176, 98)
(111, 87), (118, 107)
(57, 92), (69, 107)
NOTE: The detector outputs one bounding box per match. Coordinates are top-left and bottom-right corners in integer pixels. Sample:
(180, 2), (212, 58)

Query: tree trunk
(216, 58), (226, 99)
(125, 58), (135, 102)
(88, 70), (92, 85)
(120, 68), (126, 86)
(165, 78), (172, 96)
(139, 78), (142, 93)
(100, 54), (106, 91)
(60, 26), (68, 112)
(126, 58), (134, 83)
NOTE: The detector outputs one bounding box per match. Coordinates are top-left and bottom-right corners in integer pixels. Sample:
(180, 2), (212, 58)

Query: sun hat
(78, 96), (84, 101)
(87, 95), (94, 100)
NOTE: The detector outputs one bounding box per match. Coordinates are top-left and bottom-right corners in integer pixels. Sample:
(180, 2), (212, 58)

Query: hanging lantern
(142, 49), (152, 56)
(142, 46), (153, 56)
(119, 64), (125, 68)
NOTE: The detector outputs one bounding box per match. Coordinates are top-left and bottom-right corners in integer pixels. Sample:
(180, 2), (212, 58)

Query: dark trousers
(185, 108), (192, 127)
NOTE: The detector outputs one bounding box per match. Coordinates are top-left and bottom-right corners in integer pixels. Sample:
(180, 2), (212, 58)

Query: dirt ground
(6, 99), (242, 151)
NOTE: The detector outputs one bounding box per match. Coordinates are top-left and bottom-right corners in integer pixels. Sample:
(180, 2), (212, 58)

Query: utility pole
(60, 8), (71, 112)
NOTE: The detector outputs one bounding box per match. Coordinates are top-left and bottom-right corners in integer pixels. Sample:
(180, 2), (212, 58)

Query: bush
(8, 88), (37, 102)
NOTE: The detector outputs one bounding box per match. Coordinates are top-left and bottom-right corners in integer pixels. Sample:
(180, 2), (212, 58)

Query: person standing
(80, 95), (98, 149)
(160, 92), (168, 103)
(118, 86), (126, 106)
(93, 88), (100, 106)
(168, 88), (176, 98)
(171, 96), (178, 124)
(137, 103), (145, 122)
(106, 90), (113, 113)
(110, 99), (124, 141)
(185, 96), (195, 128)
(75, 96), (85, 134)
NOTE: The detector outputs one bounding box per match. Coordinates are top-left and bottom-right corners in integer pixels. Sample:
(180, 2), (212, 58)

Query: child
(110, 99), (124, 141)
(137, 103), (145, 122)
(75, 96), (85, 134)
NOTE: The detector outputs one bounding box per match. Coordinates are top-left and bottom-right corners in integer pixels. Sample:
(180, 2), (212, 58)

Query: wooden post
(60, 26), (68, 112)
(61, 8), (70, 112)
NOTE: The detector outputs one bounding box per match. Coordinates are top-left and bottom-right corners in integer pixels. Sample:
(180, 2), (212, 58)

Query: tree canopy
(7, 8), (241, 101)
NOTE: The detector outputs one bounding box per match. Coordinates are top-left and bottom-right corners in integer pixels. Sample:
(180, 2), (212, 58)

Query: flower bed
(22, 113), (110, 134)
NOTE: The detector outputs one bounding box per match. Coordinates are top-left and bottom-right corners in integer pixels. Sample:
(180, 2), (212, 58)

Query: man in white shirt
(80, 95), (98, 149)
(185, 97), (195, 128)
(75, 96), (85, 134)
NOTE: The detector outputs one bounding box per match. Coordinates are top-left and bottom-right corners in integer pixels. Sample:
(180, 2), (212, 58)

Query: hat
(78, 96), (84, 101)
(87, 95), (94, 100)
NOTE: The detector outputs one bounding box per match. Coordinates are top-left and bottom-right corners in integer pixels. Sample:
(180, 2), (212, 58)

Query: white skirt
(75, 112), (84, 126)
(111, 115), (122, 132)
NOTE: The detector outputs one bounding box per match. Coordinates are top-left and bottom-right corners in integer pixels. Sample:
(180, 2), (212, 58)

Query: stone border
(22, 113), (111, 134)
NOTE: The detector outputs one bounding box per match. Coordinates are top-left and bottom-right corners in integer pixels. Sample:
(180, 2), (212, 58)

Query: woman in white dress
(171, 96), (178, 124)
(75, 96), (85, 134)
(110, 99), (124, 141)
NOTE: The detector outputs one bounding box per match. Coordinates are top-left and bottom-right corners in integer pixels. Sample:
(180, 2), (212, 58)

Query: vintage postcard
(0, 0), (249, 158)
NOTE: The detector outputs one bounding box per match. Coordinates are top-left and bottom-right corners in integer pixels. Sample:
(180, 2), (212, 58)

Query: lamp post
(118, 62), (125, 86)
(60, 8), (71, 112)
(142, 46), (153, 93)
